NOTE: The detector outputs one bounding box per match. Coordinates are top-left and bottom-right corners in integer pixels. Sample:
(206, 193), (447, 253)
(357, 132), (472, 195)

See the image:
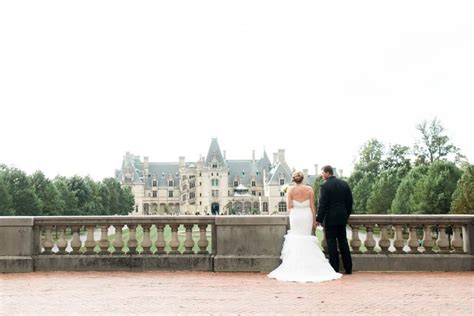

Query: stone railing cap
(0, 217), (34, 227)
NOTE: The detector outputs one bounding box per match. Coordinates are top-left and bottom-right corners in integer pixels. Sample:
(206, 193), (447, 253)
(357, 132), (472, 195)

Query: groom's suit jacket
(316, 176), (353, 226)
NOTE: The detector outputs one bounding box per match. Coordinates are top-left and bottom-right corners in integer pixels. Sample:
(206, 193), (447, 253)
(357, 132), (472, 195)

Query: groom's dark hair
(321, 165), (334, 175)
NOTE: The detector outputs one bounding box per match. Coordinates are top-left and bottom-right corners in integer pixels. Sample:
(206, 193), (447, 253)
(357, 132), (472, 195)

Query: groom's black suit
(316, 175), (353, 274)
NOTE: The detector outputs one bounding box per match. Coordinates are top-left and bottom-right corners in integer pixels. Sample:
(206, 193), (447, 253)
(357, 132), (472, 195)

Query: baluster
(169, 224), (180, 254)
(407, 225), (420, 253)
(451, 225), (464, 253)
(393, 225), (405, 254)
(183, 224), (195, 254)
(198, 224), (209, 254)
(422, 224), (435, 254)
(436, 225), (450, 253)
(98, 225), (110, 255)
(127, 225), (138, 255)
(113, 225), (124, 254)
(141, 224), (152, 255)
(363, 225), (376, 254)
(350, 225), (361, 254)
(155, 224), (166, 254)
(84, 225), (96, 255)
(56, 226), (68, 255)
(70, 226), (82, 254)
(378, 225), (391, 254)
(42, 226), (54, 254)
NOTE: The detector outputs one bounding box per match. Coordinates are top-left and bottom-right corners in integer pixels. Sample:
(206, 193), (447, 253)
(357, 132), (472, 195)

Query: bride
(268, 171), (342, 283)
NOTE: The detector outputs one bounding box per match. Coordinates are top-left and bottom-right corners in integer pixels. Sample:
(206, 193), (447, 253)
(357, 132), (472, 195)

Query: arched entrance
(211, 203), (220, 215)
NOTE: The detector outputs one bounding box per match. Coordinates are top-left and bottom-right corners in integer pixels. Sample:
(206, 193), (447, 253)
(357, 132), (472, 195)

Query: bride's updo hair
(292, 170), (304, 184)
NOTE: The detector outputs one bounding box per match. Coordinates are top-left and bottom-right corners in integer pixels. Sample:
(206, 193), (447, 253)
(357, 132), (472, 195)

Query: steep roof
(205, 138), (226, 166)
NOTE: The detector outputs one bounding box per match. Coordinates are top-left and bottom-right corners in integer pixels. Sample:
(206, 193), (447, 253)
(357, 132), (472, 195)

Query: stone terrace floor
(1, 271), (473, 315)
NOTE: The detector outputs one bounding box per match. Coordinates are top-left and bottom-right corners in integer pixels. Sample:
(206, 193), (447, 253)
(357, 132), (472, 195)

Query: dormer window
(279, 179), (285, 185)
(252, 180), (256, 187)
(212, 164), (218, 169)
(233, 180), (239, 187)
(152, 180), (157, 187)
(168, 180), (174, 187)
(256, 171), (259, 176)
(242, 170), (245, 176)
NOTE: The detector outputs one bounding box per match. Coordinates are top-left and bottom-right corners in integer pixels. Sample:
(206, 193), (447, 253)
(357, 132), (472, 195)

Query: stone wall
(0, 215), (472, 273)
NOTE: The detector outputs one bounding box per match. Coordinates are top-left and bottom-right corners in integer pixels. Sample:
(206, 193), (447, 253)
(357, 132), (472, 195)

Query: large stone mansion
(116, 138), (325, 215)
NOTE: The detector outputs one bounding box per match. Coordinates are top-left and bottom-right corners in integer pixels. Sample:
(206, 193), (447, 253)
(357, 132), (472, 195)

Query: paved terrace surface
(1, 271), (473, 315)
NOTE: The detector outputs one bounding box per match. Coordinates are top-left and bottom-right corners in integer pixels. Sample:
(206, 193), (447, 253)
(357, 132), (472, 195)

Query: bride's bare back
(288, 184), (317, 224)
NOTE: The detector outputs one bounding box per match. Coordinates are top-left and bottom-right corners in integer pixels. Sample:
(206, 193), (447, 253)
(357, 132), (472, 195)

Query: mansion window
(252, 191), (256, 196)
(279, 179), (285, 185)
(168, 180), (174, 187)
(212, 190), (219, 197)
(233, 181), (238, 187)
(152, 191), (157, 197)
(190, 181), (195, 189)
(211, 179), (219, 186)
(251, 180), (256, 187)
(168, 191), (174, 198)
(212, 164), (218, 168)
(263, 202), (268, 212)
(189, 192), (195, 199)
(182, 195), (186, 201)
(278, 201), (287, 212)
(280, 192), (285, 197)
(152, 180), (157, 187)
(258, 192), (261, 196)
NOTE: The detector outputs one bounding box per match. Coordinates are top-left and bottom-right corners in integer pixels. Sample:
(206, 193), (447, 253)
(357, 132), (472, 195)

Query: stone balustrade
(34, 216), (215, 256)
(0, 215), (472, 273)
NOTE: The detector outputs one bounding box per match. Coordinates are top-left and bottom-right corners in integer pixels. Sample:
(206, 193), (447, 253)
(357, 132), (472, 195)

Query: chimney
(278, 149), (285, 162)
(223, 150), (226, 160)
(179, 156), (185, 167)
(303, 169), (308, 180)
(273, 153), (278, 164)
(314, 164), (319, 175)
(252, 150), (255, 162)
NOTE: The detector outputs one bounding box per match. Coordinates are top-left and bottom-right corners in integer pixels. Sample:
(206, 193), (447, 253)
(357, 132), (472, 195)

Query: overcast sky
(1, 1), (473, 181)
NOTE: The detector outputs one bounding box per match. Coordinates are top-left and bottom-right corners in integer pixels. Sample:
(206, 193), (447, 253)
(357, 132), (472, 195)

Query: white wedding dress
(268, 200), (342, 283)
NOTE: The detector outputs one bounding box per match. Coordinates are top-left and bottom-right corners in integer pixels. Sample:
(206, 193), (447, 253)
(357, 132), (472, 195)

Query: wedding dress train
(267, 200), (342, 283)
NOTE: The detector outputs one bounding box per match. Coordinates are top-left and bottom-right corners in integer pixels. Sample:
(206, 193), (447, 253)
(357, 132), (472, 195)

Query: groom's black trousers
(325, 225), (352, 273)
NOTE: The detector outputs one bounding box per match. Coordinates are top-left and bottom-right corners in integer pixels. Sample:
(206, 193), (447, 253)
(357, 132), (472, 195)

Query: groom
(316, 165), (353, 274)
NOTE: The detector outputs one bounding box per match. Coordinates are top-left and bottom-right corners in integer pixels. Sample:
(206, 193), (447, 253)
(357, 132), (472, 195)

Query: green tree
(450, 164), (474, 214)
(391, 165), (429, 214)
(118, 185), (135, 215)
(31, 171), (64, 216)
(348, 139), (384, 214)
(54, 176), (80, 215)
(352, 173), (377, 214)
(0, 175), (14, 216)
(382, 144), (411, 176)
(412, 161), (462, 214)
(414, 118), (463, 165)
(354, 139), (385, 175)
(366, 171), (400, 214)
(81, 177), (104, 215)
(312, 175), (323, 206)
(2, 167), (40, 216)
